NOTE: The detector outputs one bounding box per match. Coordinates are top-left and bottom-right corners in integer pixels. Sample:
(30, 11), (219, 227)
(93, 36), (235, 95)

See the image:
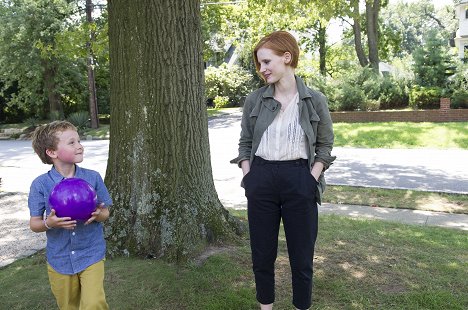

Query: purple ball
(49, 178), (97, 221)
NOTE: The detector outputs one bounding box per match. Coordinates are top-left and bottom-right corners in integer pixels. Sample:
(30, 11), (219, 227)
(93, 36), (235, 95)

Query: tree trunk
(366, 0), (380, 71)
(86, 0), (99, 129)
(42, 59), (63, 118)
(317, 21), (327, 76)
(351, 0), (369, 67)
(105, 0), (242, 263)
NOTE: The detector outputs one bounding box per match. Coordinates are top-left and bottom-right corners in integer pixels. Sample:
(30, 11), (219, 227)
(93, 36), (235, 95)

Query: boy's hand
(47, 209), (76, 230)
(85, 203), (109, 225)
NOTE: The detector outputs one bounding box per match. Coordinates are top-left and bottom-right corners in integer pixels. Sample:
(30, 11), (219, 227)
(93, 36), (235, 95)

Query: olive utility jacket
(230, 76), (336, 204)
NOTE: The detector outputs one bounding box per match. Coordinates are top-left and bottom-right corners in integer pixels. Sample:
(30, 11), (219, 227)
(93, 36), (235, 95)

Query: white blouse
(255, 92), (308, 161)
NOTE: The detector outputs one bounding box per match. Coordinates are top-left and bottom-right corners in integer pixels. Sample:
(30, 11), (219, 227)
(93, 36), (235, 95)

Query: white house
(454, 0), (468, 59)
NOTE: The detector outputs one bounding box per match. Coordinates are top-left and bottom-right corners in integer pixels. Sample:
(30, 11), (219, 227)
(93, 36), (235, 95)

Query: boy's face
(46, 129), (84, 165)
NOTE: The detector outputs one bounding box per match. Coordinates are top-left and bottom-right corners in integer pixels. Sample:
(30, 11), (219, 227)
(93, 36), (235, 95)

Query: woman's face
(256, 47), (292, 84)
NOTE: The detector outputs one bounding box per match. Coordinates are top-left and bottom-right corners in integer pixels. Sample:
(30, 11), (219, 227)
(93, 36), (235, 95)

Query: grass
(324, 185), (468, 214)
(1, 213), (467, 309)
(333, 122), (468, 149)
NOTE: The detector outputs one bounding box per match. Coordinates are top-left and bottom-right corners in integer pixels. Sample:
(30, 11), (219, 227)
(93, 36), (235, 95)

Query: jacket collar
(262, 75), (312, 101)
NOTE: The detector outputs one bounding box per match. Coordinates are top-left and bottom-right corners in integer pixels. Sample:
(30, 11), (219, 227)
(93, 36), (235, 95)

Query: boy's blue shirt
(28, 165), (112, 275)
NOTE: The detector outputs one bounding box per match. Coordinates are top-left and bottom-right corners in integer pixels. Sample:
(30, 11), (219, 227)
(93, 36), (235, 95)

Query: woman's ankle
(260, 303), (273, 310)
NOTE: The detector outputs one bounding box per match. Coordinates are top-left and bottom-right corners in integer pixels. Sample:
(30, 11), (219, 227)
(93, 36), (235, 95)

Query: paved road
(1, 108), (467, 197)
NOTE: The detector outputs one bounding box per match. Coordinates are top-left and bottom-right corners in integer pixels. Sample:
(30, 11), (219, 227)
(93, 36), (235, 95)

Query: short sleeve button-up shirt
(28, 165), (112, 275)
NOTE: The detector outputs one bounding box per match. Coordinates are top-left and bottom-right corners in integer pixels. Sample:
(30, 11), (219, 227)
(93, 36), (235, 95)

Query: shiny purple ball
(49, 178), (97, 221)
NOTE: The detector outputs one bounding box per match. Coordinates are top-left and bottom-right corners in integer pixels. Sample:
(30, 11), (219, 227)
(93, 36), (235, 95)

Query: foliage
(24, 117), (40, 128)
(447, 61), (468, 108)
(330, 81), (366, 111)
(412, 29), (454, 88)
(204, 63), (254, 106)
(200, 1), (236, 65)
(0, 0), (77, 117)
(67, 111), (89, 130)
(409, 85), (442, 109)
(451, 90), (468, 109)
(379, 75), (410, 109)
(380, 0), (457, 58)
(213, 96), (230, 109)
(0, 0), (109, 121)
(328, 66), (410, 111)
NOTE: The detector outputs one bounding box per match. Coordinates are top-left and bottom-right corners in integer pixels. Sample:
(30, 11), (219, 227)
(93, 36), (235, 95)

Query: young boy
(28, 120), (112, 310)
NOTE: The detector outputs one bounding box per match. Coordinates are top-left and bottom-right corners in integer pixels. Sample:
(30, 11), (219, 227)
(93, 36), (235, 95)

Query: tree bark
(317, 21), (327, 76)
(366, 0), (380, 71)
(351, 0), (369, 67)
(86, 0), (99, 129)
(105, 0), (242, 263)
(42, 59), (63, 118)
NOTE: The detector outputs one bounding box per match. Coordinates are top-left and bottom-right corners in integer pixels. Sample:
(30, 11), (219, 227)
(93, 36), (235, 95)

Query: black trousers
(243, 156), (318, 310)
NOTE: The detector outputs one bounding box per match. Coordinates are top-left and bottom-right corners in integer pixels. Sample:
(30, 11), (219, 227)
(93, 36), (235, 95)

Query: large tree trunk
(105, 0), (242, 263)
(366, 0), (380, 71)
(351, 0), (369, 67)
(86, 0), (99, 129)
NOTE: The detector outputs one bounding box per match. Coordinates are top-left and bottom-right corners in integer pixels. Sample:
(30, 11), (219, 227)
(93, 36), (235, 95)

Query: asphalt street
(1, 109), (467, 199)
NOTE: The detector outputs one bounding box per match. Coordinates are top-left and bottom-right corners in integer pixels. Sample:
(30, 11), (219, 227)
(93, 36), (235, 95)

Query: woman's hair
(32, 121), (77, 164)
(253, 30), (300, 72)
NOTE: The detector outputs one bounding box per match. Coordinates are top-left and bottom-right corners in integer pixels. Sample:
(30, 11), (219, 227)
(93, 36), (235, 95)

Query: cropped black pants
(243, 156), (318, 310)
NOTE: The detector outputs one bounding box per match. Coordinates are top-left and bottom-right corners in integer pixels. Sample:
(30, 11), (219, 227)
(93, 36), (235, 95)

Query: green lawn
(1, 213), (466, 309)
(325, 185), (468, 214)
(333, 122), (468, 149)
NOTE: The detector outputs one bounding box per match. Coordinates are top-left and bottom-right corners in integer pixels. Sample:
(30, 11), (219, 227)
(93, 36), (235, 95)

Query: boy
(28, 120), (112, 310)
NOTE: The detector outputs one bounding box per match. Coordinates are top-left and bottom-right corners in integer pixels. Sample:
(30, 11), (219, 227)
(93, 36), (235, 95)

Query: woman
(231, 31), (336, 310)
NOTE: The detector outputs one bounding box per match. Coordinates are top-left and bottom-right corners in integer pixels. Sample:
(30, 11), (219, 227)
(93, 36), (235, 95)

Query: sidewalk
(320, 203), (468, 231)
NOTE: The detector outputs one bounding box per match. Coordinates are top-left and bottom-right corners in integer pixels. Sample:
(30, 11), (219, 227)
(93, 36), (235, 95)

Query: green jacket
(231, 76), (336, 204)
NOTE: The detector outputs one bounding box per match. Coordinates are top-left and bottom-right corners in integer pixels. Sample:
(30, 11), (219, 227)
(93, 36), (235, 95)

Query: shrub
(379, 76), (410, 109)
(331, 82), (366, 111)
(213, 96), (230, 109)
(24, 117), (39, 128)
(67, 111), (89, 130)
(364, 99), (380, 111)
(205, 63), (254, 106)
(409, 86), (442, 109)
(451, 90), (468, 109)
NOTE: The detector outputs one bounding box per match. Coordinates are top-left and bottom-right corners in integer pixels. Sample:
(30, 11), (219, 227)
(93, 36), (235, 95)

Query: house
(454, 0), (468, 60)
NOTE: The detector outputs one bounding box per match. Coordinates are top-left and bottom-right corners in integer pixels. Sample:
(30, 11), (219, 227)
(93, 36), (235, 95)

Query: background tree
(0, 0), (76, 118)
(104, 0), (241, 262)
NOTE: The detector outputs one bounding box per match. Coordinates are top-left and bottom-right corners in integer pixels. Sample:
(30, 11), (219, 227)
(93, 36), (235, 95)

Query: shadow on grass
(1, 214), (466, 309)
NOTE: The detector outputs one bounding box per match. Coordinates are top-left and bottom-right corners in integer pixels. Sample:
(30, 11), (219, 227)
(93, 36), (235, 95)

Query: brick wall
(331, 98), (468, 123)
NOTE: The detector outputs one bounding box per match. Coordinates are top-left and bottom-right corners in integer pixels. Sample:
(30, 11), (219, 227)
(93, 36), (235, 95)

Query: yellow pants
(47, 260), (109, 310)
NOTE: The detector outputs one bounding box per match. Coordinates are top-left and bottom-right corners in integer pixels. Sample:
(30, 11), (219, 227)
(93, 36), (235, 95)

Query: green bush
(451, 90), (468, 109)
(409, 86), (442, 110)
(24, 117), (39, 128)
(328, 65), (409, 111)
(205, 63), (254, 106)
(67, 111), (89, 130)
(379, 76), (410, 109)
(331, 82), (366, 111)
(213, 96), (230, 109)
(364, 99), (380, 111)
